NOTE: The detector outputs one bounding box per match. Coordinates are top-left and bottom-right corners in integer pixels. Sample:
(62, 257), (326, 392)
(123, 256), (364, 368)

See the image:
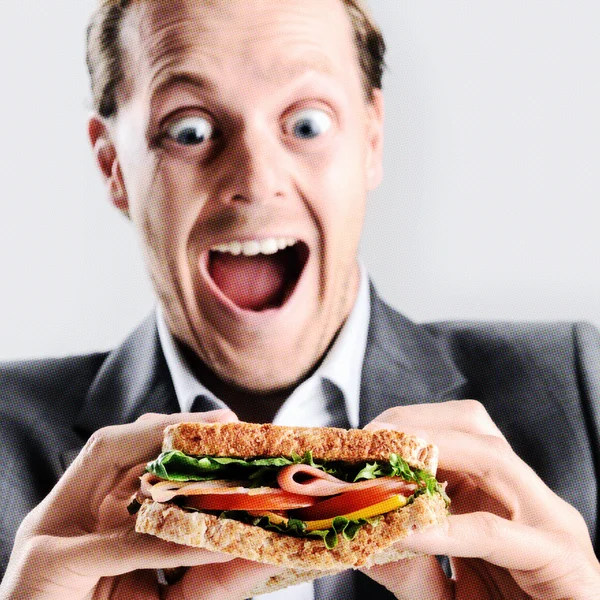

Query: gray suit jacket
(1, 287), (598, 599)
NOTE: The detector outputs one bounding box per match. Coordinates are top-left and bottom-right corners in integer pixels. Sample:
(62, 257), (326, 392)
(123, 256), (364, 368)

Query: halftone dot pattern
(1, 0), (599, 597)
(2, 308), (599, 595)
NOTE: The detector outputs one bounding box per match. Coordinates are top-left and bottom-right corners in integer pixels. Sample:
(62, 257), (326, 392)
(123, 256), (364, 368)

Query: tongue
(210, 253), (288, 311)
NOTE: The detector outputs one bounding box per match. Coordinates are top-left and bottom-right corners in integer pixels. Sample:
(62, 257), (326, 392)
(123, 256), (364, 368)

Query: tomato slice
(292, 488), (398, 521)
(185, 491), (316, 511)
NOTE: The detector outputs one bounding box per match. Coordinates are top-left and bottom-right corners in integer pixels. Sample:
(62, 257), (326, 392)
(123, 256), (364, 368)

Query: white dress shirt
(156, 264), (371, 600)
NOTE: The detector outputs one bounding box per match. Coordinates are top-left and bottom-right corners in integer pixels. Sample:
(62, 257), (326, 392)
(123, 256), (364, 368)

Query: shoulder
(422, 320), (600, 383)
(0, 353), (108, 422)
(425, 319), (577, 357)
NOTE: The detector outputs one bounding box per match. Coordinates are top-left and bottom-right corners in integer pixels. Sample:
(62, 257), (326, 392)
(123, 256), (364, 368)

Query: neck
(179, 344), (300, 422)
(179, 327), (344, 423)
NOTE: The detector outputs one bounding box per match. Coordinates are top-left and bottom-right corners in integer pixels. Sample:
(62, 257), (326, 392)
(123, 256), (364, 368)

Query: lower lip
(198, 248), (311, 323)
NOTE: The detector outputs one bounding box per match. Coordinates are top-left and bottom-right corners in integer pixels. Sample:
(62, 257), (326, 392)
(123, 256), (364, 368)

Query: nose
(215, 123), (289, 205)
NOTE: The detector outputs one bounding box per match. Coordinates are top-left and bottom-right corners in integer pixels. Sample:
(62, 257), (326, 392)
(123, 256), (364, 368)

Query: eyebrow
(150, 54), (336, 101)
(150, 71), (214, 102)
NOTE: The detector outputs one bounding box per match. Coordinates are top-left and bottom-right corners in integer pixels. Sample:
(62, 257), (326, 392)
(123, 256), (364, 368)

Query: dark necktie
(190, 394), (227, 414)
(313, 383), (358, 600)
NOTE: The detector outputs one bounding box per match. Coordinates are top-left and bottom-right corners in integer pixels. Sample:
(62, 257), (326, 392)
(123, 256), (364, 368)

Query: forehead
(119, 0), (358, 96)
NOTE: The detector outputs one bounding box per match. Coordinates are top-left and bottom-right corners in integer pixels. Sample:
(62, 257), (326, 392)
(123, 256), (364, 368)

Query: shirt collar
(156, 307), (226, 414)
(156, 263), (370, 428)
(306, 263), (370, 428)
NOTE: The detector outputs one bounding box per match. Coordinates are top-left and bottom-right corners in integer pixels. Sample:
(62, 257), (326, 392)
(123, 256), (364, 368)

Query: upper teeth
(211, 237), (297, 256)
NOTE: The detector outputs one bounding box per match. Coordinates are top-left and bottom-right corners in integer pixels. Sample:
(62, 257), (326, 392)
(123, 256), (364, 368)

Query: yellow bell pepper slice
(304, 494), (408, 532)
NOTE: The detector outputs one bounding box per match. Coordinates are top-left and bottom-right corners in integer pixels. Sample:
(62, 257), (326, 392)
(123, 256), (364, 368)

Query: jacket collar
(72, 287), (467, 435)
(72, 313), (179, 439)
(359, 283), (468, 427)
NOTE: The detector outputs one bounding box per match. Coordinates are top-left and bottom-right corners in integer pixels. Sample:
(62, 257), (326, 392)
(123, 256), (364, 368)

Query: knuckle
(383, 407), (402, 421)
(470, 435), (514, 480)
(136, 412), (163, 423)
(461, 399), (490, 424)
(479, 435), (516, 476)
(562, 503), (593, 539)
(364, 407), (399, 430)
(82, 425), (118, 457)
(476, 511), (505, 543)
(206, 409), (238, 422)
(25, 535), (60, 563)
(485, 434), (512, 455)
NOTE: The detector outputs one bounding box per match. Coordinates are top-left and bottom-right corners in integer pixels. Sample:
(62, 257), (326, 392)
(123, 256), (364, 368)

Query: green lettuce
(146, 450), (336, 487)
(146, 450), (448, 503)
(354, 453), (450, 504)
(216, 510), (381, 549)
(142, 450), (449, 549)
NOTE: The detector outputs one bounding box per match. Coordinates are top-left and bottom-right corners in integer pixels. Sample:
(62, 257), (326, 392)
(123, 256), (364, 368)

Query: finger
(365, 400), (505, 439)
(42, 410), (238, 516)
(361, 555), (453, 600)
(40, 530), (235, 581)
(110, 569), (158, 600)
(394, 512), (582, 573)
(403, 514), (600, 598)
(423, 430), (576, 529)
(168, 558), (284, 600)
(452, 559), (531, 600)
(82, 409), (238, 473)
(368, 419), (568, 529)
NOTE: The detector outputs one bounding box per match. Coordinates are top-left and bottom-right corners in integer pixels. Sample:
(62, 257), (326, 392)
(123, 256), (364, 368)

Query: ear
(88, 115), (129, 215)
(365, 89), (384, 191)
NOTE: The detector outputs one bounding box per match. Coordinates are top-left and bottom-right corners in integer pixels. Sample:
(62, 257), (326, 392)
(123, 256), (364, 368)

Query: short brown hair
(86, 0), (386, 118)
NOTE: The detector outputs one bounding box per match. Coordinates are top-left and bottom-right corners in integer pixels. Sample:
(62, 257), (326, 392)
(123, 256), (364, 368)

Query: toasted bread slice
(163, 422), (438, 473)
(135, 492), (446, 572)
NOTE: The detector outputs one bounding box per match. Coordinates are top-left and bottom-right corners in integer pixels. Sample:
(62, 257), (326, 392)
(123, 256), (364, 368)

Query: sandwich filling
(131, 451), (449, 549)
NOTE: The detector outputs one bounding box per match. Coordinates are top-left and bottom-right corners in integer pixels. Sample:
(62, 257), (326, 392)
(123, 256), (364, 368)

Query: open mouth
(207, 238), (309, 312)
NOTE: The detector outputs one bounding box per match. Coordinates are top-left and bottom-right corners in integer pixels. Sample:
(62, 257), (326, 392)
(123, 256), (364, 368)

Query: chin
(210, 327), (325, 393)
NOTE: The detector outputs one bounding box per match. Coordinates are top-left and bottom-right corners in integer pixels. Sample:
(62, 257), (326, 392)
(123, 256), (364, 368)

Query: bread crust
(163, 422), (438, 474)
(135, 493), (447, 571)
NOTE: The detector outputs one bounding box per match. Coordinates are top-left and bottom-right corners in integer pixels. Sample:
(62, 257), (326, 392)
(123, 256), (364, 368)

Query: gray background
(1, 1), (599, 360)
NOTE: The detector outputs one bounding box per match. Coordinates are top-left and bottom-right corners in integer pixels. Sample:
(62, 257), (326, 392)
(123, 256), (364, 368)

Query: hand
(0, 410), (281, 600)
(361, 401), (600, 600)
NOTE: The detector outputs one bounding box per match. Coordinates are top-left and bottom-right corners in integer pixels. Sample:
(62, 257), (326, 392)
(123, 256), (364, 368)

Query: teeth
(211, 237), (297, 256)
(259, 238), (279, 255)
(241, 240), (261, 256)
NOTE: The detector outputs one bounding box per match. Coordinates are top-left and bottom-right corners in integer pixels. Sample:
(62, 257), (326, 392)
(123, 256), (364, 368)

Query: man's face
(98, 0), (383, 392)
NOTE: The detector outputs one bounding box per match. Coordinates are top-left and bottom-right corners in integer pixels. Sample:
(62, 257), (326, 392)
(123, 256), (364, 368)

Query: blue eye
(167, 116), (213, 146)
(289, 109), (332, 140)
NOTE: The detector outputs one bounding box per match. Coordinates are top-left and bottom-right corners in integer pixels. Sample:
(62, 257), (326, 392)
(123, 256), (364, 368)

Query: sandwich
(130, 422), (450, 594)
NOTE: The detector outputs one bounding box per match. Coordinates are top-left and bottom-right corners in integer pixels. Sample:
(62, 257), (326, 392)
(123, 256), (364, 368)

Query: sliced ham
(140, 473), (161, 498)
(143, 476), (292, 503)
(277, 464), (418, 497)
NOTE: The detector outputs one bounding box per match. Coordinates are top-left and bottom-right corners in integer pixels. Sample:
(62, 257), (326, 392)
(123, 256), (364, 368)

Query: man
(0, 1), (599, 599)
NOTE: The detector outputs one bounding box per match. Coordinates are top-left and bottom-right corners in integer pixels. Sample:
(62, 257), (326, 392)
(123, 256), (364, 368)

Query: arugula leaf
(146, 452), (257, 482)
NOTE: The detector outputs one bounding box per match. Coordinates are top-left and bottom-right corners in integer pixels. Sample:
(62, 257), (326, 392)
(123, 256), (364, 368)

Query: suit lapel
(354, 285), (467, 600)
(359, 284), (468, 427)
(61, 313), (178, 471)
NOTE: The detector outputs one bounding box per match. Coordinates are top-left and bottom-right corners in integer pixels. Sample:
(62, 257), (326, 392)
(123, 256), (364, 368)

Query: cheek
(132, 157), (205, 259)
(316, 141), (367, 250)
